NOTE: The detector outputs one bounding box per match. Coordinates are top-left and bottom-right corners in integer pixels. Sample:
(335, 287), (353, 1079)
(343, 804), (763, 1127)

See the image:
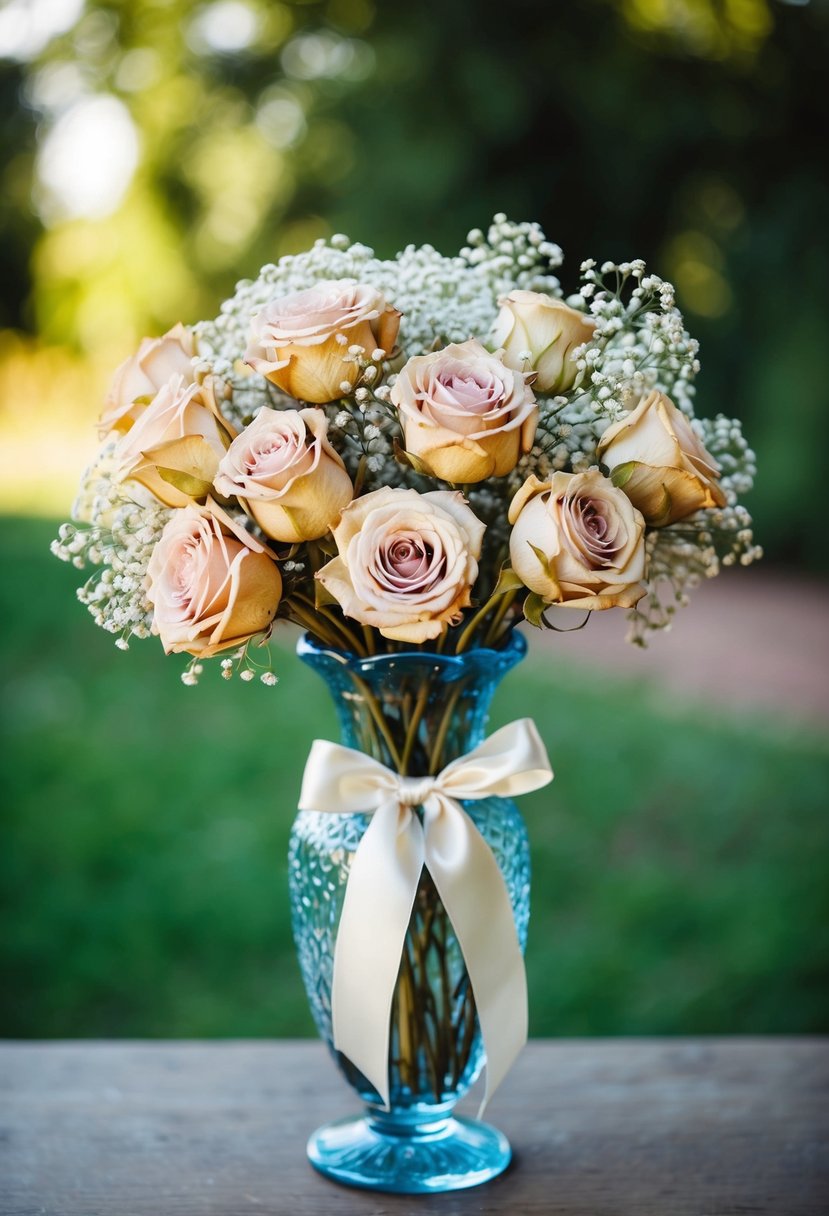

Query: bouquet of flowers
(52, 214), (761, 1192)
(53, 214), (760, 680)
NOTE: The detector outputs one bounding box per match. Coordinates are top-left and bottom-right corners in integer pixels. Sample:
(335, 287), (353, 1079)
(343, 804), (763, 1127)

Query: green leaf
(491, 565), (525, 597)
(392, 438), (431, 477)
(650, 484), (673, 527)
(523, 592), (549, 628)
(314, 579), (338, 609)
(528, 543), (554, 578)
(610, 461), (637, 489)
(156, 467), (213, 498)
(279, 504), (301, 533)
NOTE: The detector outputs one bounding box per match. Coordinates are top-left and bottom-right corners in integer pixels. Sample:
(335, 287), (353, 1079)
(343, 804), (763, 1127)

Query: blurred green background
(1, 0), (827, 1040)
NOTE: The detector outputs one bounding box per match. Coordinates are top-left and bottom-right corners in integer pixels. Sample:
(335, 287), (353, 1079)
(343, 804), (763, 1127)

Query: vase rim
(296, 627), (527, 676)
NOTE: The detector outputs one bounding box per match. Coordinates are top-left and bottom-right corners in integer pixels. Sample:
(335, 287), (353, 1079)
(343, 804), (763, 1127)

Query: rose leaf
(523, 592), (549, 628)
(610, 461), (637, 489)
(156, 467), (214, 498)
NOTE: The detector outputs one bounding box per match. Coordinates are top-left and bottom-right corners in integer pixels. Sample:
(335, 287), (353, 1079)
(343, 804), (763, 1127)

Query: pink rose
(597, 390), (727, 525)
(490, 291), (595, 394)
(114, 373), (235, 508)
(245, 280), (401, 404)
(214, 407), (353, 542)
(100, 324), (197, 434)
(390, 339), (537, 483)
(146, 500), (282, 658)
(316, 486), (485, 643)
(509, 470), (647, 610)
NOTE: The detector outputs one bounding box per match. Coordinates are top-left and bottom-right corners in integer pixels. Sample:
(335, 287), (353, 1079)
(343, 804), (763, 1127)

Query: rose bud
(114, 373), (236, 508)
(597, 390), (727, 526)
(509, 470), (646, 611)
(146, 499), (282, 658)
(245, 280), (401, 404)
(316, 486), (485, 643)
(490, 290), (595, 394)
(390, 340), (537, 484)
(99, 324), (197, 435)
(213, 407), (353, 543)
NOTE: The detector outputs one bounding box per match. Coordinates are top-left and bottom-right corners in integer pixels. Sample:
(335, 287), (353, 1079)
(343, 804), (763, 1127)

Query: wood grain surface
(1, 1038), (827, 1215)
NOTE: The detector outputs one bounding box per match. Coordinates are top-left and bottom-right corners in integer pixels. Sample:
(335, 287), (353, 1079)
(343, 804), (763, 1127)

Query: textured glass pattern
(288, 632), (530, 1192)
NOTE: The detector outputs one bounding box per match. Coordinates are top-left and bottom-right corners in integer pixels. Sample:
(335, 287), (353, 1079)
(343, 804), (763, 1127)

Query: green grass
(2, 517), (828, 1038)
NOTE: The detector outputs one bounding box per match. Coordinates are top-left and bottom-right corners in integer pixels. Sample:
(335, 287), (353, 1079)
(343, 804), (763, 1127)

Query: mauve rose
(316, 486), (485, 643)
(597, 389), (727, 525)
(245, 280), (401, 404)
(490, 291), (595, 394)
(114, 373), (236, 508)
(100, 324), (197, 435)
(509, 470), (646, 610)
(146, 500), (282, 658)
(213, 407), (353, 542)
(391, 339), (537, 483)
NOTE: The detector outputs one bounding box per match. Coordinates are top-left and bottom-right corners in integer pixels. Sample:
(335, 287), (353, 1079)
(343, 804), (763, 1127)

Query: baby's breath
(52, 449), (172, 647)
(54, 214), (760, 667)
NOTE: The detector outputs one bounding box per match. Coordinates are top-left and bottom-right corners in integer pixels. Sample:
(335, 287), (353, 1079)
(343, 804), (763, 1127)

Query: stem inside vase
(293, 631), (529, 1109)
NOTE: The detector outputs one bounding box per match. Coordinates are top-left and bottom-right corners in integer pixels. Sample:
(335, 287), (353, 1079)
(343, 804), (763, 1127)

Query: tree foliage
(1, 0), (827, 563)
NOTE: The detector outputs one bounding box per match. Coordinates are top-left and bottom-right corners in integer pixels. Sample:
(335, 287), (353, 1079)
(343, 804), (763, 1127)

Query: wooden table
(1, 1039), (826, 1215)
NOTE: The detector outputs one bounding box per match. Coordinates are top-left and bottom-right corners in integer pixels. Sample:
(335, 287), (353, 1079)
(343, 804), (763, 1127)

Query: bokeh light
(35, 94), (140, 221)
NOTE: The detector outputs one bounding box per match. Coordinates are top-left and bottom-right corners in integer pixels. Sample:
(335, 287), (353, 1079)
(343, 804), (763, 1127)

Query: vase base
(306, 1112), (512, 1193)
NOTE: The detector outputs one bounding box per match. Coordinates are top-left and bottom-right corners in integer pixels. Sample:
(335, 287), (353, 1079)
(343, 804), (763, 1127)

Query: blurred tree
(0, 0), (827, 563)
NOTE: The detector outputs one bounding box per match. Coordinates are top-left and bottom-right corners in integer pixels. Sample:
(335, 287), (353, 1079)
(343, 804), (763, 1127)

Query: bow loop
(297, 718), (553, 1110)
(439, 718), (553, 800)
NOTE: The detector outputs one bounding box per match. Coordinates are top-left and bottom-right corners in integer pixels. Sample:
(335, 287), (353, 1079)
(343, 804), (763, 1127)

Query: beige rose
(213, 407), (353, 543)
(245, 280), (401, 404)
(114, 373), (236, 508)
(316, 487), (485, 643)
(100, 324), (197, 435)
(509, 470), (646, 610)
(390, 339), (537, 483)
(146, 499), (282, 658)
(597, 390), (727, 526)
(490, 290), (595, 394)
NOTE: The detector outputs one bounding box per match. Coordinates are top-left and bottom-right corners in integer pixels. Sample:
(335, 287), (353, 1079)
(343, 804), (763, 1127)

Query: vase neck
(297, 632), (527, 776)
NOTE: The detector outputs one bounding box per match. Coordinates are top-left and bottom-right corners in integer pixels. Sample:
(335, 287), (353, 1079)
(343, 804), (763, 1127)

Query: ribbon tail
(424, 796), (528, 1117)
(331, 799), (424, 1109)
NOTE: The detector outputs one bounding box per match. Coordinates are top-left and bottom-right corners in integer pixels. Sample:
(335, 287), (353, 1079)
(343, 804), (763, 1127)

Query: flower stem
(484, 588), (519, 647)
(348, 673), (405, 772)
(453, 589), (504, 655)
(399, 680), (431, 775)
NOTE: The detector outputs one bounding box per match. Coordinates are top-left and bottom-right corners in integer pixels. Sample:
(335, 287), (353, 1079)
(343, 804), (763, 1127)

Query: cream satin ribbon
(298, 718), (553, 1111)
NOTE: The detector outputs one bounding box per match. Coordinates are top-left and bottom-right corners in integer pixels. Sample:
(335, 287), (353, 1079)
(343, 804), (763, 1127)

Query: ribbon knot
(397, 776), (438, 807)
(298, 718), (553, 1111)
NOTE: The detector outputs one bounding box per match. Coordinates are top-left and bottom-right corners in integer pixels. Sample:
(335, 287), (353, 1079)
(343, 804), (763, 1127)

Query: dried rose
(146, 500), (281, 658)
(245, 280), (401, 404)
(391, 339), (537, 483)
(509, 470), (646, 610)
(100, 324), (197, 435)
(316, 486), (485, 643)
(490, 291), (595, 394)
(597, 390), (727, 525)
(214, 407), (353, 543)
(114, 373), (235, 508)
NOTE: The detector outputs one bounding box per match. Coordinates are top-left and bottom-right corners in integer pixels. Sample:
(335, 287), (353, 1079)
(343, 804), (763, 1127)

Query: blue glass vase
(288, 630), (530, 1194)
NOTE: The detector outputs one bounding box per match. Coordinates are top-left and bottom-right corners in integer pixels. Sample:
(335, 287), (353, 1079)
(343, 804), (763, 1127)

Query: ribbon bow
(298, 718), (553, 1110)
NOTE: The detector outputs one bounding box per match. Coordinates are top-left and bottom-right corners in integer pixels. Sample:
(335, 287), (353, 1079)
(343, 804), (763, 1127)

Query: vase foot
(306, 1112), (511, 1193)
